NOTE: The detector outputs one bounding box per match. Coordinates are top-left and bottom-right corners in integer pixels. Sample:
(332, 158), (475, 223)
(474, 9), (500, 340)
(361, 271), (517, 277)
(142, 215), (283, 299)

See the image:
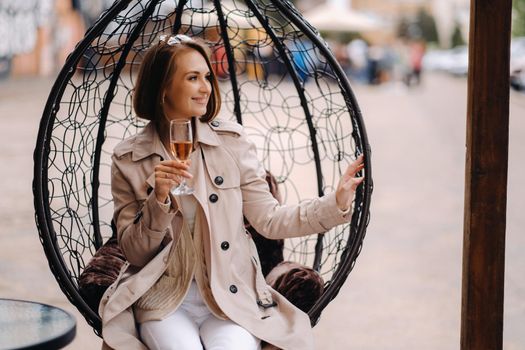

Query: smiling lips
(192, 96), (208, 104)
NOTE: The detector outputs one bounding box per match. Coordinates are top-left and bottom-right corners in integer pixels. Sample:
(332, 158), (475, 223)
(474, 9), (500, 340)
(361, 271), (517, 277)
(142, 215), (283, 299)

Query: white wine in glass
(170, 119), (194, 195)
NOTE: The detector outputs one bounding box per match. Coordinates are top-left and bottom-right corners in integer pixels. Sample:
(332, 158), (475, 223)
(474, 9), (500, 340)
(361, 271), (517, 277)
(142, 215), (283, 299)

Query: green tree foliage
(416, 8), (439, 43)
(513, 0), (525, 37)
(396, 17), (410, 39)
(396, 8), (439, 44)
(451, 22), (466, 48)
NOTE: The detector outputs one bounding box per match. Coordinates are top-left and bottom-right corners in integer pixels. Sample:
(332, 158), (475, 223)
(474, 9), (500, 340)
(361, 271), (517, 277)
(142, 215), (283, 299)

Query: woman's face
(163, 49), (212, 121)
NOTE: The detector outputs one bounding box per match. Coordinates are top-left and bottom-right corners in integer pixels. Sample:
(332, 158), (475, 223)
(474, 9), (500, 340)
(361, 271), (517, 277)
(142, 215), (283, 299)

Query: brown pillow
(265, 261), (324, 313)
(247, 171), (325, 312)
(78, 237), (126, 313)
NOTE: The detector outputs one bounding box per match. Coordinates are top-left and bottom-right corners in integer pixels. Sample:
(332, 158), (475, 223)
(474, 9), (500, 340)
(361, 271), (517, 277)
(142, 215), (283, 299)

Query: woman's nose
(199, 78), (211, 93)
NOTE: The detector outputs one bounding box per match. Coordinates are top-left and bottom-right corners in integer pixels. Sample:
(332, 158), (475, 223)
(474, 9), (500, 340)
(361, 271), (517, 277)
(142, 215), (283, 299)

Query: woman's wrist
(156, 192), (169, 204)
(156, 195), (171, 213)
(338, 204), (351, 215)
(335, 192), (349, 212)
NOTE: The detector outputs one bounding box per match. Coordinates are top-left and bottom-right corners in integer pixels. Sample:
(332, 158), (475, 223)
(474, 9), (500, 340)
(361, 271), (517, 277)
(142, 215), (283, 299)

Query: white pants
(139, 281), (261, 350)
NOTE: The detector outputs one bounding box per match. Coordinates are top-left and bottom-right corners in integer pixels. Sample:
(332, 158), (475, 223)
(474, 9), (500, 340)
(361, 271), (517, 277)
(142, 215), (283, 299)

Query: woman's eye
(189, 76), (197, 80)
(205, 75), (211, 81)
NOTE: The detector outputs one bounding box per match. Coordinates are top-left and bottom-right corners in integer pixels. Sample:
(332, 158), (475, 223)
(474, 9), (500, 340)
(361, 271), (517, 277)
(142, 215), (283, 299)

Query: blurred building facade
(0, 0), (86, 79)
(430, 0), (469, 48)
(298, 0), (470, 48)
(0, 0), (471, 80)
(352, 0), (431, 18)
(352, 0), (469, 47)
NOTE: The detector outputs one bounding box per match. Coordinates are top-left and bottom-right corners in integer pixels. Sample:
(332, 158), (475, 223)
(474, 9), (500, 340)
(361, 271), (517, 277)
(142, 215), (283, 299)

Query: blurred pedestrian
(346, 39), (369, 84)
(404, 39), (426, 87)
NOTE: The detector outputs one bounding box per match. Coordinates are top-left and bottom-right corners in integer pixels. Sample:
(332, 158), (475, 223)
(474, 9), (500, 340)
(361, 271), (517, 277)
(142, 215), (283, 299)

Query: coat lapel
(186, 120), (221, 230)
(188, 146), (210, 226)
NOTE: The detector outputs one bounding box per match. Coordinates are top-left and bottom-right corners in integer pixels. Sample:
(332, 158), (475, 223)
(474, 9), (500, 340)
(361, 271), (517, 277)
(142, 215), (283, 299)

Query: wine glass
(169, 119), (194, 195)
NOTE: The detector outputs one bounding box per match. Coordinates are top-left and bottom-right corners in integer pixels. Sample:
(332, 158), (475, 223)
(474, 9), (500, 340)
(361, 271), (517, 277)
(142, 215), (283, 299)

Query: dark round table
(0, 298), (76, 350)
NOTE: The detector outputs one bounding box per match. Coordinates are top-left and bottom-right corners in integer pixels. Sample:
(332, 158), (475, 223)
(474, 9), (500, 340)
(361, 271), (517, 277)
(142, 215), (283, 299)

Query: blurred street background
(1, 0), (524, 349)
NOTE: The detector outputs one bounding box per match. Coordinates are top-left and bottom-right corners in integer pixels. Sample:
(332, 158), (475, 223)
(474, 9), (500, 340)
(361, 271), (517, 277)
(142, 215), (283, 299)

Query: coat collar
(131, 119), (221, 162)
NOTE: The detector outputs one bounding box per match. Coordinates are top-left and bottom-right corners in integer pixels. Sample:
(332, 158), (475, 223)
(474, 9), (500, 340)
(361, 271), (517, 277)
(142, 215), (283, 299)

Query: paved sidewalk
(0, 74), (524, 349)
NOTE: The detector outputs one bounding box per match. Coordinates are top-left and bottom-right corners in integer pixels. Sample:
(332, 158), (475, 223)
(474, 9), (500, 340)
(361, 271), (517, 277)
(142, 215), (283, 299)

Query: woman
(99, 34), (365, 350)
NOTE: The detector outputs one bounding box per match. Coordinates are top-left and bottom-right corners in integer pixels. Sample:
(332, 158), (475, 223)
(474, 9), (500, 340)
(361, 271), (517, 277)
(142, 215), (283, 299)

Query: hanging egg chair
(33, 0), (373, 335)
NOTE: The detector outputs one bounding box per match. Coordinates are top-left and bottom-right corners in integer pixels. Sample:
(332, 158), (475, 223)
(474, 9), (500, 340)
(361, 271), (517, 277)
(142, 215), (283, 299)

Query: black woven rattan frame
(33, 0), (373, 336)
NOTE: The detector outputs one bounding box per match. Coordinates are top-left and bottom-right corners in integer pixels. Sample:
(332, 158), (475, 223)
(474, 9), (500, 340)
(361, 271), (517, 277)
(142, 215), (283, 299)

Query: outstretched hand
(335, 155), (365, 211)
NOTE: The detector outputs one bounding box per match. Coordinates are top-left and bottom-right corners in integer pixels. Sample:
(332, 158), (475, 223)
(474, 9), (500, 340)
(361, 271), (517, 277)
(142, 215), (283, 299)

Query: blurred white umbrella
(177, 1), (257, 29)
(303, 3), (385, 33)
(101, 0), (259, 45)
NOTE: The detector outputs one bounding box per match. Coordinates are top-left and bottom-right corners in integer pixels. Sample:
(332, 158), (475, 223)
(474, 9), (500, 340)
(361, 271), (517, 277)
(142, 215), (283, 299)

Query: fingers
(159, 159), (191, 170)
(340, 155), (365, 192)
(351, 175), (365, 191)
(343, 154), (365, 178)
(155, 161), (193, 180)
(156, 167), (193, 180)
(160, 159), (191, 167)
(341, 175), (365, 191)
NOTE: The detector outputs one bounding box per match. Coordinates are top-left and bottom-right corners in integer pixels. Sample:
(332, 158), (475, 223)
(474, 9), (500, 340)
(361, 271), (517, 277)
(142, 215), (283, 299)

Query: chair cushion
(266, 261), (324, 313)
(78, 237), (125, 313)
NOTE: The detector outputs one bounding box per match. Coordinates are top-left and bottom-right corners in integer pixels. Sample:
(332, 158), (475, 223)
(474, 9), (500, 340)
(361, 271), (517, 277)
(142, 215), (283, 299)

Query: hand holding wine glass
(153, 159), (192, 203)
(169, 119), (194, 195)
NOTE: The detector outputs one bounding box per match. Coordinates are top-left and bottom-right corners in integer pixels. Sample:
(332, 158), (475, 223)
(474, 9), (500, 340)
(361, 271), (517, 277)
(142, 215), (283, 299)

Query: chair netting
(33, 0), (372, 335)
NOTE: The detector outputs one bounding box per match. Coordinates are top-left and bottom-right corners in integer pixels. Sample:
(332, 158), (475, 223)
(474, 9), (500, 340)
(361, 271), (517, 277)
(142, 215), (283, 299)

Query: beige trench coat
(99, 119), (352, 350)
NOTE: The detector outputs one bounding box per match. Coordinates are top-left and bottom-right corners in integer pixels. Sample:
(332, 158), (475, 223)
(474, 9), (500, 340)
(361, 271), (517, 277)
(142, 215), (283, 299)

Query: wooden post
(461, 0), (512, 349)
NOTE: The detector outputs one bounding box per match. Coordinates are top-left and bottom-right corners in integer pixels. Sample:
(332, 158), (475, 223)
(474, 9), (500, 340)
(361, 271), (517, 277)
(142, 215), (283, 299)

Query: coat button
(209, 193), (218, 203)
(221, 241), (230, 250)
(229, 285), (238, 294)
(214, 176), (224, 185)
(211, 120), (220, 127)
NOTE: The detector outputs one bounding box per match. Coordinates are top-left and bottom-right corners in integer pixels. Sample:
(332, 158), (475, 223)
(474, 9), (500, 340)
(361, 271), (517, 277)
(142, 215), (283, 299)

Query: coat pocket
(247, 234), (277, 310)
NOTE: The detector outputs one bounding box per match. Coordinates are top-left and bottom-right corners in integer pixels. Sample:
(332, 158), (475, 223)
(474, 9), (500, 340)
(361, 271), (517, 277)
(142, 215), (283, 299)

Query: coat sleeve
(111, 154), (177, 267)
(233, 130), (352, 240)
